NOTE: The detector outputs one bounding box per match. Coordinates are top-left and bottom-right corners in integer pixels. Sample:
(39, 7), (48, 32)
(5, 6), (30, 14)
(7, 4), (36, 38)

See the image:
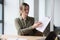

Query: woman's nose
(26, 10), (29, 13)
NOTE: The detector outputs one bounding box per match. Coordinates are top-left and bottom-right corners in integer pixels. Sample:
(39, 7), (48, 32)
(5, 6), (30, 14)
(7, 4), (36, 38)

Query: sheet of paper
(36, 17), (51, 32)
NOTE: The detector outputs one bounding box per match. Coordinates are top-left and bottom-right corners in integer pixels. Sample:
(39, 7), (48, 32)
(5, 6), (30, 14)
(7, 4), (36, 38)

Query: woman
(15, 3), (43, 36)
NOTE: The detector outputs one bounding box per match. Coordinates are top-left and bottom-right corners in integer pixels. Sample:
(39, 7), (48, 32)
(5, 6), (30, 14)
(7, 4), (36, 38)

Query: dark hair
(22, 3), (29, 7)
(45, 31), (57, 40)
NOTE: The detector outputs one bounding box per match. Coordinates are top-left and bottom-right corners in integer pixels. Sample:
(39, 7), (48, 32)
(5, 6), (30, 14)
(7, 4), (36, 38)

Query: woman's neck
(21, 15), (26, 20)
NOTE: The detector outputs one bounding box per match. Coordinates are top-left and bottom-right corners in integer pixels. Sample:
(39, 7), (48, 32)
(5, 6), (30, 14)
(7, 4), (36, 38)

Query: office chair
(45, 31), (58, 40)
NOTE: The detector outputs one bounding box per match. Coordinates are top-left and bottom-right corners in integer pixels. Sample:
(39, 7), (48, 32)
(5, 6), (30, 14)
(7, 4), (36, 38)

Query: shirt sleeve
(15, 18), (34, 35)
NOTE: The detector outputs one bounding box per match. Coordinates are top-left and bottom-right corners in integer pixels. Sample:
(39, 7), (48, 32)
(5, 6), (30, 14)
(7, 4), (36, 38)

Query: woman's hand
(32, 22), (43, 29)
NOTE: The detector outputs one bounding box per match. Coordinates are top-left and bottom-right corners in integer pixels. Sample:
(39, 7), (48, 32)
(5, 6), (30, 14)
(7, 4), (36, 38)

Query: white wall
(45, 0), (60, 27)
(54, 0), (60, 26)
(45, 0), (51, 17)
(34, 0), (39, 21)
(39, 0), (45, 20)
(4, 0), (19, 35)
(45, 0), (55, 31)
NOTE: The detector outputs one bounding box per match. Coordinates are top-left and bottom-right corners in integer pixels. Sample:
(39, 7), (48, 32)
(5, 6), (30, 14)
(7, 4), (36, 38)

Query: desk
(0, 35), (46, 40)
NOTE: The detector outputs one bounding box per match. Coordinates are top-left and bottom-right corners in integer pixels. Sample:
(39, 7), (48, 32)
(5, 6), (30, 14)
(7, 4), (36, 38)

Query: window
(0, 23), (2, 34)
(0, 0), (4, 34)
(0, 4), (2, 34)
(0, 4), (2, 20)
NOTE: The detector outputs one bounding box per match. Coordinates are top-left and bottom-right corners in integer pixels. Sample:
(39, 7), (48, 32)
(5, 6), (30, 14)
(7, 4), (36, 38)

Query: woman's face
(21, 6), (29, 17)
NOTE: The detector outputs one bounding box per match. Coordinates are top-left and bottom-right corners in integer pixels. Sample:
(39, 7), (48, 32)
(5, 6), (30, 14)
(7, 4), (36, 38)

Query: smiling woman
(15, 2), (43, 36)
(4, 0), (46, 36)
(4, 0), (52, 36)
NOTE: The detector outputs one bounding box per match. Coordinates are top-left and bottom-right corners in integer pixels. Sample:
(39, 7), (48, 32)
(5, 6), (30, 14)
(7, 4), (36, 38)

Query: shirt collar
(19, 16), (22, 20)
(19, 16), (28, 21)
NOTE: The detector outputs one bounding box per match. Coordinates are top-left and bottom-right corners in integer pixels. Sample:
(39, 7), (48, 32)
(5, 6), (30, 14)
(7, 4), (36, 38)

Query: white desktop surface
(0, 35), (46, 40)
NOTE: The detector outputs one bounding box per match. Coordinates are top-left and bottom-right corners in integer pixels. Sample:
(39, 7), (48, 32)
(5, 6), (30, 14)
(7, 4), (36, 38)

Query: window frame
(0, 0), (4, 34)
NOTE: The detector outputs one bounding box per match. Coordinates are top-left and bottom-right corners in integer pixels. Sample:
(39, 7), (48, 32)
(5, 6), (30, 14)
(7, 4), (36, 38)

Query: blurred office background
(0, 0), (60, 36)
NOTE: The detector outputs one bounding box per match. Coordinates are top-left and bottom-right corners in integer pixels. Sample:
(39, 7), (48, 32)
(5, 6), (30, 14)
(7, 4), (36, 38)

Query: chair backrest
(45, 31), (57, 40)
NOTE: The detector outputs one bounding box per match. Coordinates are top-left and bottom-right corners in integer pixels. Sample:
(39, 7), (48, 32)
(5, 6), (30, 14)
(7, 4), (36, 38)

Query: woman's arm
(15, 18), (34, 35)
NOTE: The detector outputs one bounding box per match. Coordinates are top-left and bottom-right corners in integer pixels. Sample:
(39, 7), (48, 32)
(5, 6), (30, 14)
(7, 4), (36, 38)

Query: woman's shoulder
(28, 16), (34, 19)
(15, 18), (20, 21)
(27, 16), (34, 21)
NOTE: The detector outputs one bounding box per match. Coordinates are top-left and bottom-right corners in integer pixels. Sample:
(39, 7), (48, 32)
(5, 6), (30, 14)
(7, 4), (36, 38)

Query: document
(36, 17), (51, 32)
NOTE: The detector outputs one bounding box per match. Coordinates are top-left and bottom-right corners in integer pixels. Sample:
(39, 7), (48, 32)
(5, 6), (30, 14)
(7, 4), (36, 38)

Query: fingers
(32, 22), (43, 29)
(37, 22), (43, 27)
(37, 22), (42, 25)
(39, 23), (43, 27)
